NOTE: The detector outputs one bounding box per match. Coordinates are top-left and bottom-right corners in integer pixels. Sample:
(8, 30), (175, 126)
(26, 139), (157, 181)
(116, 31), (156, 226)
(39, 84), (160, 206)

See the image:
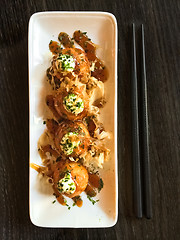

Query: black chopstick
(131, 23), (152, 219)
(131, 23), (143, 218)
(140, 24), (152, 219)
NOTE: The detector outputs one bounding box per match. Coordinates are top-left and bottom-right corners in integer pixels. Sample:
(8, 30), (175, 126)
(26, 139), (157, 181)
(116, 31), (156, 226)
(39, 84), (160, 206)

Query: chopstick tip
(141, 24), (144, 32)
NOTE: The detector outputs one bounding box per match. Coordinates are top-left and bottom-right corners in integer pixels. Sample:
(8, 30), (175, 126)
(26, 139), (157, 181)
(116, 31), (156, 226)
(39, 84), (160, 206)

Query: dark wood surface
(0, 0), (179, 239)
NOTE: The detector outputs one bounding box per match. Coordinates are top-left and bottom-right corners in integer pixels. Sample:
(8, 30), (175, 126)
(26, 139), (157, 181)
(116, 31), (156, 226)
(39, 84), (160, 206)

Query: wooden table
(0, 0), (179, 239)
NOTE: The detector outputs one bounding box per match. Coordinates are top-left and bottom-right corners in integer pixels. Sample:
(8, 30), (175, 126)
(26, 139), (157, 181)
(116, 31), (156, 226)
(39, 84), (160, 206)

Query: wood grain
(0, 0), (179, 239)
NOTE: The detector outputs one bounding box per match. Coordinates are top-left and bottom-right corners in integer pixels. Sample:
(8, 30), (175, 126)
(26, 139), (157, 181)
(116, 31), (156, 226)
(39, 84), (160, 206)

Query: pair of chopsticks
(131, 23), (152, 219)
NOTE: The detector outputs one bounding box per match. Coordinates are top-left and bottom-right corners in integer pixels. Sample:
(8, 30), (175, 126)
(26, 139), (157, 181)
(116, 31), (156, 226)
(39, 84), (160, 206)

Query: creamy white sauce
(56, 54), (75, 72)
(57, 171), (76, 194)
(60, 132), (80, 155)
(63, 93), (84, 115)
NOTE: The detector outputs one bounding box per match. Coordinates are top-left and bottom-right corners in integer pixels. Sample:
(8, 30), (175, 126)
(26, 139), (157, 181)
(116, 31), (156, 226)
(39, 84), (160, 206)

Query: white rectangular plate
(29, 11), (118, 228)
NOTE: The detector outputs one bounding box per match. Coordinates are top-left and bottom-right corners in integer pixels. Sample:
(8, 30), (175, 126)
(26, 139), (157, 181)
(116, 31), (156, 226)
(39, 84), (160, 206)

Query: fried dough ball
(53, 160), (88, 198)
(46, 86), (89, 121)
(61, 48), (90, 78)
(46, 119), (91, 158)
(54, 121), (90, 157)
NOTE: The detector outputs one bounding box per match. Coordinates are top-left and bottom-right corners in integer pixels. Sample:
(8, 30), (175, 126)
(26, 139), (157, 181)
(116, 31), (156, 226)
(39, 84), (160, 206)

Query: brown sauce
(85, 173), (104, 197)
(88, 173), (101, 188)
(49, 40), (62, 54)
(73, 30), (108, 82)
(58, 32), (74, 48)
(57, 194), (67, 206)
(91, 59), (109, 82)
(72, 196), (83, 207)
(87, 118), (96, 137)
(73, 30), (96, 61)
(85, 183), (97, 197)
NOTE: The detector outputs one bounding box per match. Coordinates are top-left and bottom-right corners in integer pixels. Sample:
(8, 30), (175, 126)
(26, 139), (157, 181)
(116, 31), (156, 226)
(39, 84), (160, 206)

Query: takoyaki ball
(53, 160), (89, 198)
(62, 48), (90, 78)
(53, 48), (90, 80)
(54, 121), (90, 157)
(53, 87), (89, 121)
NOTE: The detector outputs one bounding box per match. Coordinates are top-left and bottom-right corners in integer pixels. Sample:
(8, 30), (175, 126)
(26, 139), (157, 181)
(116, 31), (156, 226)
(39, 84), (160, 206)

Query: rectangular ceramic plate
(29, 11), (118, 228)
